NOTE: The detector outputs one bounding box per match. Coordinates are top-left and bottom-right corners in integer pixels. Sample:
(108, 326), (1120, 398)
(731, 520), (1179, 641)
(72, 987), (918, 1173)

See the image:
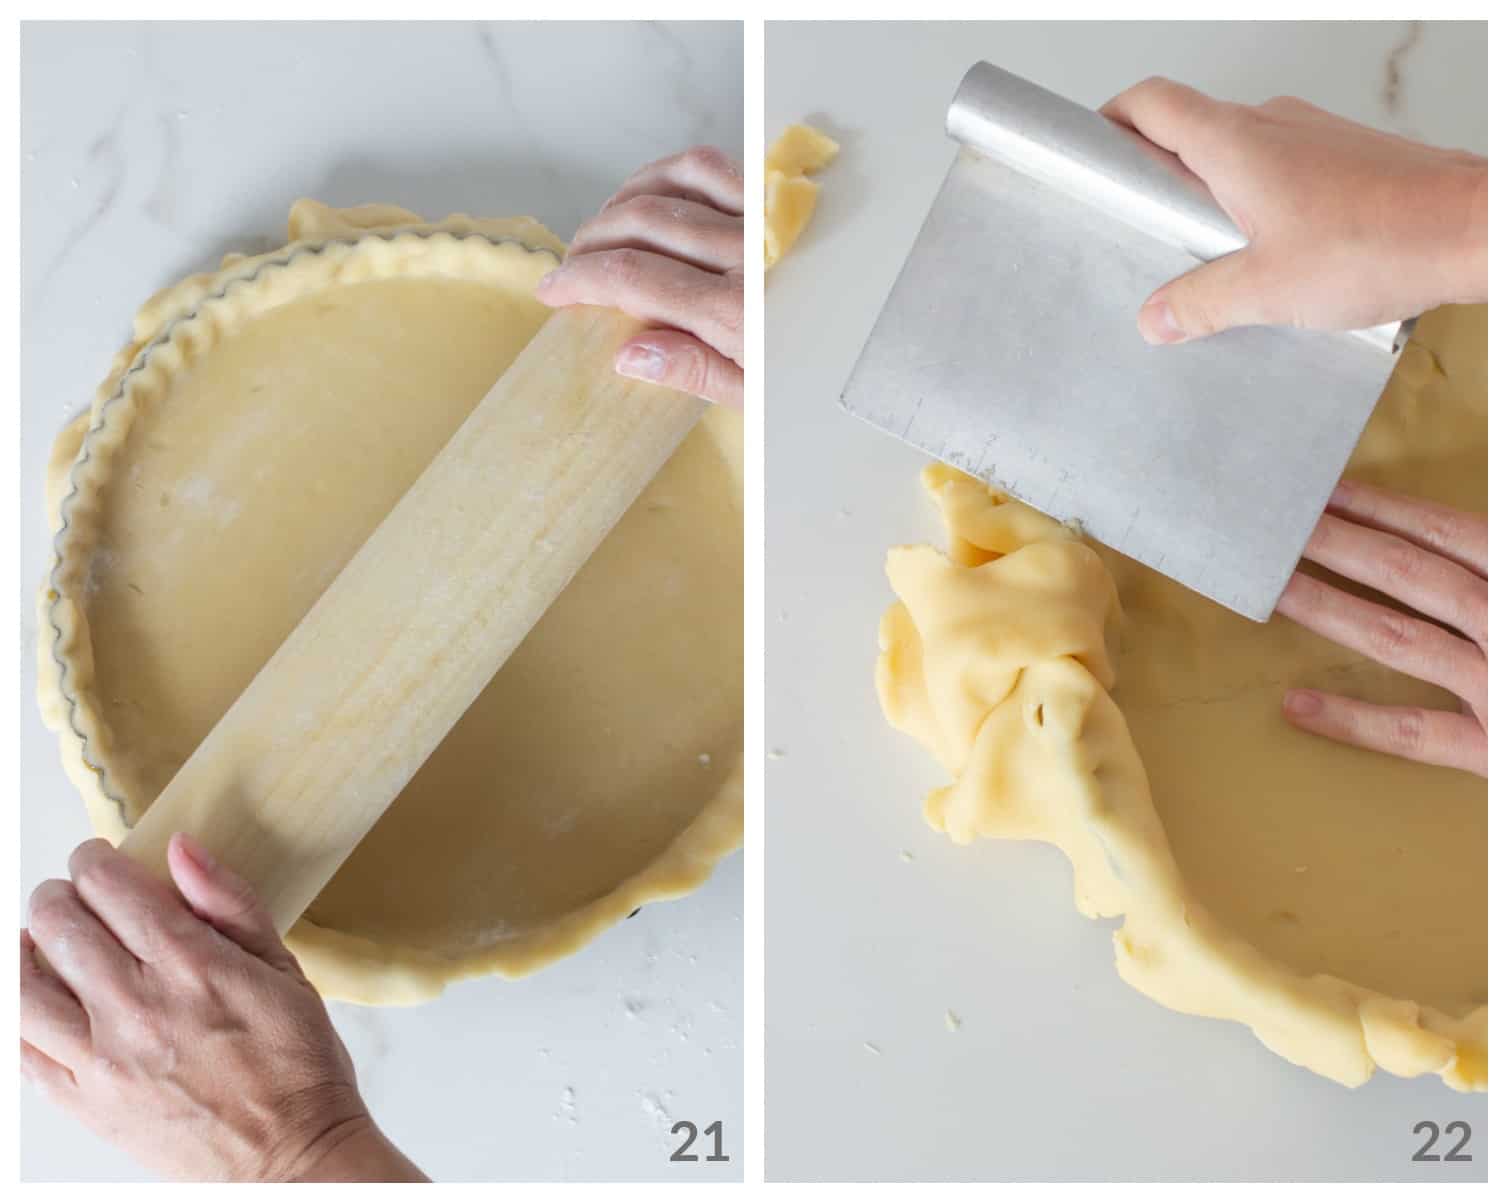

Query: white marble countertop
(765, 20), (1486, 1183)
(20, 20), (743, 1183)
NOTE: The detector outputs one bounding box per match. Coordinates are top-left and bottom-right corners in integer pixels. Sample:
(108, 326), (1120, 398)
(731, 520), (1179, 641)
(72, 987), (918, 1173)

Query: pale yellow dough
(877, 306), (1486, 1089)
(764, 124), (840, 269)
(39, 201), (743, 1004)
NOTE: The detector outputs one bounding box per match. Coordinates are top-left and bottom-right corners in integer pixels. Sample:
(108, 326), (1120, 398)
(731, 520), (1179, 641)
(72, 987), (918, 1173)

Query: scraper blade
(840, 62), (1408, 621)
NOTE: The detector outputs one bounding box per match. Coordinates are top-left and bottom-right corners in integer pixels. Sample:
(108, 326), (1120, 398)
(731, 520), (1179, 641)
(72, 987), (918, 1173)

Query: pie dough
(764, 124), (839, 268)
(876, 305), (1486, 1089)
(38, 201), (744, 1005)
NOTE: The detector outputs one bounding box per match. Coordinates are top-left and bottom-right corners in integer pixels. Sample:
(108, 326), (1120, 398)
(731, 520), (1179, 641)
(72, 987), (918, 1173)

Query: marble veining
(1382, 20), (1423, 117)
(764, 19), (1485, 1185)
(20, 20), (743, 1184)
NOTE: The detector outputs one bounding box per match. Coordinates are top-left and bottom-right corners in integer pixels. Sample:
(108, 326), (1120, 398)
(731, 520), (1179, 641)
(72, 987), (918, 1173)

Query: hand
(1101, 78), (1487, 344)
(20, 835), (426, 1182)
(1276, 480), (1486, 776)
(536, 145), (744, 407)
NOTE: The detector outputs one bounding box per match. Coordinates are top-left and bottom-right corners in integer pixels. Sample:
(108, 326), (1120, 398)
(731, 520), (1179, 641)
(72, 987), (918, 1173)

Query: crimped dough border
(37, 201), (745, 1005)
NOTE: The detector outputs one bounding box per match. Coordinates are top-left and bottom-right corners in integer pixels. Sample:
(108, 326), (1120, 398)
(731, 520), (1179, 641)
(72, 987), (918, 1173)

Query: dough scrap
(765, 124), (840, 269)
(39, 201), (744, 1004)
(877, 306), (1486, 1089)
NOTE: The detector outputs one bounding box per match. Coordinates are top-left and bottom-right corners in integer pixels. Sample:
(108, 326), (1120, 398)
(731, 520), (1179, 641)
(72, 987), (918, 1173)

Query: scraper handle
(948, 60), (1244, 262)
(947, 61), (1407, 354)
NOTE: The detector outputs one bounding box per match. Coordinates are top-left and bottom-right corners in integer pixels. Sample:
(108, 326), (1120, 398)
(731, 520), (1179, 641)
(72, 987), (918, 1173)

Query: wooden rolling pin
(119, 306), (706, 934)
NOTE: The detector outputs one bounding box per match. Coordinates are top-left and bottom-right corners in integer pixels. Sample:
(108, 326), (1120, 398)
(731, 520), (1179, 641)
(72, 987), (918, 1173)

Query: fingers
(66, 837), (202, 967)
(536, 250), (742, 363)
(617, 329), (742, 409)
(544, 144), (746, 407)
(1303, 513), (1487, 645)
(1137, 249), (1283, 344)
(1282, 690), (1487, 776)
(20, 1039), (78, 1103)
(569, 194), (742, 274)
(25, 875), (144, 1025)
(598, 145), (743, 217)
(20, 929), (91, 1070)
(1107, 78), (1279, 345)
(1277, 487), (1489, 775)
(1100, 77), (1227, 169)
(166, 834), (302, 974)
(1329, 479), (1488, 578)
(1276, 572), (1485, 701)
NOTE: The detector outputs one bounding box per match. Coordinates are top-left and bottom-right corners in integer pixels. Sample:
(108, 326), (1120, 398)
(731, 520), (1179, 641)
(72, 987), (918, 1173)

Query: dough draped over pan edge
(38, 201), (744, 1005)
(877, 320), (1487, 1090)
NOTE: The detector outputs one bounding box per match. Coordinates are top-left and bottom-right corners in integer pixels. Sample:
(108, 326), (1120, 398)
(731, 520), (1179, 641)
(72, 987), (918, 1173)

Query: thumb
(166, 833), (302, 973)
(1138, 249), (1276, 344)
(616, 329), (743, 409)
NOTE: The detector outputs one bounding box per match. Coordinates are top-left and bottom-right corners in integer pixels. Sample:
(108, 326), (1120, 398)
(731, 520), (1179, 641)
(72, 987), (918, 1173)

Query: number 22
(1412, 1120), (1472, 1162)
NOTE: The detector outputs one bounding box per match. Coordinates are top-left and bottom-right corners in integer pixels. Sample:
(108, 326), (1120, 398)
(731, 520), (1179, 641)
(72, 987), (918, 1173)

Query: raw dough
(765, 124), (839, 268)
(39, 201), (744, 1004)
(876, 305), (1486, 1089)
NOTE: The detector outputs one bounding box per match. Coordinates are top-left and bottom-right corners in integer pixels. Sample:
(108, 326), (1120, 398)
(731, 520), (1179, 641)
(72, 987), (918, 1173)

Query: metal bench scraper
(840, 61), (1411, 621)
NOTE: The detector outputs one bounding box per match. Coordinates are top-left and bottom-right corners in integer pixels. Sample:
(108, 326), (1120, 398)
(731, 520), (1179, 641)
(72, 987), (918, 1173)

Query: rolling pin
(118, 306), (706, 934)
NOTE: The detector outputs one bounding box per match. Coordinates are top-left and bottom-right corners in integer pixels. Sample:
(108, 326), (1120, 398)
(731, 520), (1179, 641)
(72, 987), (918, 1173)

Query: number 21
(670, 1120), (731, 1163)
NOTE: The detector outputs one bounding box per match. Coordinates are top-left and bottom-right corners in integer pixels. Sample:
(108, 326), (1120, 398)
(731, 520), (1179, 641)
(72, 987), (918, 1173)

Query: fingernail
(536, 268), (561, 291)
(173, 832), (217, 872)
(617, 344), (667, 381)
(1140, 299), (1185, 345)
(1284, 689), (1321, 718)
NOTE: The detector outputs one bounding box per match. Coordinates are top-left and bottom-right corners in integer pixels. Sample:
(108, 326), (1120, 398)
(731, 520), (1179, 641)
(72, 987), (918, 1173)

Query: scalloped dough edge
(37, 200), (744, 1005)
